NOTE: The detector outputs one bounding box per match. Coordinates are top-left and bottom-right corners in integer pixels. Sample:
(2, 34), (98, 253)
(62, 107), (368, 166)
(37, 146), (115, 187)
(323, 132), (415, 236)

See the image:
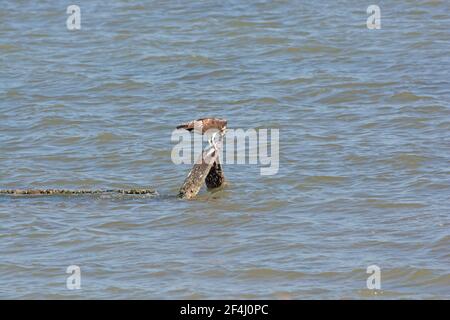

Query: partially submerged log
(0, 189), (157, 196)
(178, 138), (225, 199)
(178, 148), (219, 199)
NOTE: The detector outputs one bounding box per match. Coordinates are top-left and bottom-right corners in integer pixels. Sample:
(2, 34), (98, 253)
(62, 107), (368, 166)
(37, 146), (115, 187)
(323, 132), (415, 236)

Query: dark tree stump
(205, 160), (224, 189)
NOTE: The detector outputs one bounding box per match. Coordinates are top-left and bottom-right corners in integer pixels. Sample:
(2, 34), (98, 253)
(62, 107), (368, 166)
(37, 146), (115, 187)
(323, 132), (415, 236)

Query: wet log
(178, 138), (225, 199)
(0, 189), (157, 196)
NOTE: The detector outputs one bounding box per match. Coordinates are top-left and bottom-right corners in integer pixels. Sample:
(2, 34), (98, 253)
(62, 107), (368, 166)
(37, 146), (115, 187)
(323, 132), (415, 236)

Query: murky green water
(0, 1), (449, 299)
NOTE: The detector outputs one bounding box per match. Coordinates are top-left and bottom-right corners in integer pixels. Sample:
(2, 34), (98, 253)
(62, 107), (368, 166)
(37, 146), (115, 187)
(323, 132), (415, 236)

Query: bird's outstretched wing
(176, 118), (227, 133)
(176, 120), (196, 131)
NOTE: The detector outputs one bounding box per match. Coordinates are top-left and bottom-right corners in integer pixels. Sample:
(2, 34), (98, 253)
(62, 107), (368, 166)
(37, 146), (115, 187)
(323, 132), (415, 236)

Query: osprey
(177, 118), (227, 149)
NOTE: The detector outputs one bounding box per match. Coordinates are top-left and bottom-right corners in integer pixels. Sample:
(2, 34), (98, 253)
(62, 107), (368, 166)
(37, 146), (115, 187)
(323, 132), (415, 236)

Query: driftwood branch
(0, 189), (157, 196)
(178, 137), (225, 199)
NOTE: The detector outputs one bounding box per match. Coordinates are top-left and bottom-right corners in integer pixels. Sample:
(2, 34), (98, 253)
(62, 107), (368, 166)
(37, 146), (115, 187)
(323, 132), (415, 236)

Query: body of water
(0, 0), (449, 299)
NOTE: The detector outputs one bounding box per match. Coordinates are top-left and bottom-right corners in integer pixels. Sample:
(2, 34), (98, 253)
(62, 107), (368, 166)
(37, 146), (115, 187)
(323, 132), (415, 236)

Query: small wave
(239, 268), (306, 280)
(389, 92), (430, 102)
(176, 69), (232, 81)
(0, 43), (21, 52)
(303, 175), (348, 185)
(97, 221), (143, 229)
(94, 132), (124, 143)
(365, 198), (426, 209)
(87, 80), (148, 92)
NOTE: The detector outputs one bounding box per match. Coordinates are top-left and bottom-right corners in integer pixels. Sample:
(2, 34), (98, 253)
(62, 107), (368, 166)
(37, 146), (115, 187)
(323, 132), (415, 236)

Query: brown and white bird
(176, 118), (227, 150)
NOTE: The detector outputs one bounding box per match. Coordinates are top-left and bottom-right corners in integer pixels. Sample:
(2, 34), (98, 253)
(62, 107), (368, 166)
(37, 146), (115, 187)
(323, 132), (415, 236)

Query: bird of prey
(177, 118), (227, 150)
